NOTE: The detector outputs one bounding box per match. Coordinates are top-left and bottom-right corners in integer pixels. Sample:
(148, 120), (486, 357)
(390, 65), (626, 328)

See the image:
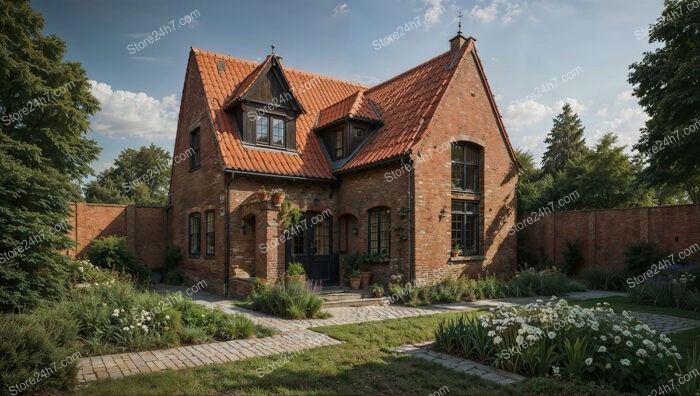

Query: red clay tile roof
(190, 39), (514, 179)
(315, 90), (382, 130)
(221, 55), (272, 109)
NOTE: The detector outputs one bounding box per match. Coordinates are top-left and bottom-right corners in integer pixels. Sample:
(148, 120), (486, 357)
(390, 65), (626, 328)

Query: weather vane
(271, 45), (275, 55)
(457, 10), (463, 34)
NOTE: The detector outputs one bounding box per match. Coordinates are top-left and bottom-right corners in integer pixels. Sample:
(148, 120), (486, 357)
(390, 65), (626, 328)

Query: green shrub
(561, 239), (584, 276)
(623, 240), (664, 276)
(583, 268), (626, 291)
(0, 304), (80, 394)
(627, 279), (700, 311)
(435, 298), (682, 393)
(87, 236), (150, 282)
(386, 276), (474, 306)
(250, 280), (325, 319)
(286, 262), (305, 276)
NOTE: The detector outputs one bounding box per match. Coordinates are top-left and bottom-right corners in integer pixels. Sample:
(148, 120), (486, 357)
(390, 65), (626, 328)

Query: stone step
(321, 292), (368, 301)
(322, 297), (388, 308)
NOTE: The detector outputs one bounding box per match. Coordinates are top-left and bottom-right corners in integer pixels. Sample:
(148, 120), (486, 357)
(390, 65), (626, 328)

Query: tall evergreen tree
(629, 0), (700, 203)
(515, 148), (553, 213)
(0, 0), (100, 311)
(541, 103), (588, 176)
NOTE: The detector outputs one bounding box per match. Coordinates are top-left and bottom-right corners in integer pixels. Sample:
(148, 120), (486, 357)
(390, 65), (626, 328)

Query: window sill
(452, 189), (480, 195)
(449, 255), (485, 263)
(189, 254), (201, 259)
(204, 255), (216, 260)
(189, 165), (201, 172)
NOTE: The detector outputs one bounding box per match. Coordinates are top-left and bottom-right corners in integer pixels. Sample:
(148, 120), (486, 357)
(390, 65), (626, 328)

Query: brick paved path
(77, 288), (698, 383)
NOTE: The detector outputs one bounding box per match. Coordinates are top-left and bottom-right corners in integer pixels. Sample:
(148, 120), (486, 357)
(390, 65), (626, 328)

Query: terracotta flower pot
(451, 250), (459, 257)
(373, 290), (384, 298)
(360, 271), (371, 288)
(272, 193), (285, 206)
(349, 277), (361, 290)
(257, 192), (270, 201)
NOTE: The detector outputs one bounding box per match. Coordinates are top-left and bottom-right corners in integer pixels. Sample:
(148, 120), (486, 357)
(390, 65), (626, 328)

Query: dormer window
(335, 129), (345, 157)
(255, 114), (286, 147)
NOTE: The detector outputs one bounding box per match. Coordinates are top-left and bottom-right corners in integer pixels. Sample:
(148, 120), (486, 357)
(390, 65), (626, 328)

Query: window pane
(369, 211), (379, 254)
(368, 208), (390, 255)
(189, 213), (200, 255)
(190, 130), (200, 168)
(451, 163), (464, 190)
(272, 117), (284, 146)
(464, 146), (478, 165)
(335, 129), (344, 157)
(313, 218), (329, 256)
(465, 164), (477, 191)
(451, 144), (463, 161)
(206, 211), (215, 255)
(256, 115), (269, 144)
(451, 200), (479, 255)
(292, 233), (305, 255)
(380, 211), (391, 255)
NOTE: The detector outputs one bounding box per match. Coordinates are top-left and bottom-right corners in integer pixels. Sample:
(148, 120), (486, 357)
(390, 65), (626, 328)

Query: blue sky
(32, 0), (664, 173)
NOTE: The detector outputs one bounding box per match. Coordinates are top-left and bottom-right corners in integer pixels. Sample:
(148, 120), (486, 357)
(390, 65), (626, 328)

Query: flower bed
(434, 297), (682, 393)
(66, 260), (271, 355)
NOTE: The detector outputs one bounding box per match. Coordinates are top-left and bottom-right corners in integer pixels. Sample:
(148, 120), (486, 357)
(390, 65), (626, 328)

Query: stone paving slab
(77, 329), (341, 383)
(630, 311), (700, 334)
(394, 342), (527, 385)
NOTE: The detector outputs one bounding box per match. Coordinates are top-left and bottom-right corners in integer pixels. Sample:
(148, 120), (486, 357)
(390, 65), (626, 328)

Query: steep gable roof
(187, 39), (516, 180)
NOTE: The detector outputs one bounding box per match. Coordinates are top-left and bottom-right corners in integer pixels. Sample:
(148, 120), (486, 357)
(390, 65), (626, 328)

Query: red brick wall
(68, 203), (164, 269)
(519, 205), (700, 272)
(411, 46), (518, 282)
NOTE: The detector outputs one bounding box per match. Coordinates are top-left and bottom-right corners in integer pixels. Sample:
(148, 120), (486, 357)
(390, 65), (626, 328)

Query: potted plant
(285, 261), (306, 284)
(359, 261), (371, 289)
(372, 284), (384, 298)
(349, 269), (362, 290)
(271, 188), (286, 206)
(256, 187), (271, 201)
(451, 243), (461, 257)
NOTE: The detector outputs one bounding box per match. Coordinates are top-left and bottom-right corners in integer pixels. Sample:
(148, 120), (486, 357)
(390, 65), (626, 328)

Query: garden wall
(518, 204), (700, 272)
(67, 202), (166, 269)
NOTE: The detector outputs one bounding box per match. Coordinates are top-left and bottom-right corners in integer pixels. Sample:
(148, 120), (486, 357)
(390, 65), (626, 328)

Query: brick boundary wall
(67, 202), (166, 269)
(518, 204), (700, 272)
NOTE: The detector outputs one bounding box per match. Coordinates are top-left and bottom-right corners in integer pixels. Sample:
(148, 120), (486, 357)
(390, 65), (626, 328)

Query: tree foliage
(541, 103), (588, 176)
(629, 0), (700, 203)
(84, 144), (171, 206)
(0, 0), (100, 311)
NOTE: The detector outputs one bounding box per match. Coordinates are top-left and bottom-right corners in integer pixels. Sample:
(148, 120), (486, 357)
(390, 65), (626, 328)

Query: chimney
(450, 33), (467, 54)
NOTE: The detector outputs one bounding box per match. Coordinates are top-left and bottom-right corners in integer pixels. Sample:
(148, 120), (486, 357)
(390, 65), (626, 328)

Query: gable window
(254, 114), (286, 147)
(452, 143), (480, 192)
(190, 129), (201, 169)
(255, 115), (269, 144)
(205, 210), (215, 256)
(272, 117), (285, 146)
(335, 129), (345, 157)
(451, 200), (479, 255)
(368, 207), (390, 256)
(353, 127), (364, 138)
(189, 213), (201, 256)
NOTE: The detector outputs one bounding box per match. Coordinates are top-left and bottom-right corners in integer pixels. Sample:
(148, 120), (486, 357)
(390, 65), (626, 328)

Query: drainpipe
(406, 151), (414, 283)
(224, 170), (235, 297)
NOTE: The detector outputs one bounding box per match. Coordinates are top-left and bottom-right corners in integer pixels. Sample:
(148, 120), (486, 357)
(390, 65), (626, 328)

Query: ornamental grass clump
(434, 297), (682, 393)
(250, 279), (326, 319)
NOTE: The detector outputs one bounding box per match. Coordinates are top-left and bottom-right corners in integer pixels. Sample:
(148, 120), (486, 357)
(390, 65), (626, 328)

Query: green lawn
(71, 311), (622, 396)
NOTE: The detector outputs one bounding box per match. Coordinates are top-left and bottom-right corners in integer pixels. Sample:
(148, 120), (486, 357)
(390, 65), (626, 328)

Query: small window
(368, 207), (390, 256)
(335, 129), (344, 158)
(272, 117), (285, 146)
(354, 128), (364, 138)
(451, 143), (480, 192)
(451, 200), (479, 255)
(256, 115), (269, 144)
(190, 129), (200, 169)
(205, 210), (215, 256)
(189, 213), (201, 255)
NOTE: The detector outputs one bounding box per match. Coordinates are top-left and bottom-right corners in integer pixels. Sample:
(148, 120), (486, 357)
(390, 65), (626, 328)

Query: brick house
(168, 32), (519, 297)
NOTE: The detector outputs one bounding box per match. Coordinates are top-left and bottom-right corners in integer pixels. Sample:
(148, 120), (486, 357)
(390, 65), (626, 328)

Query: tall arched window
(368, 207), (391, 256)
(451, 143), (480, 192)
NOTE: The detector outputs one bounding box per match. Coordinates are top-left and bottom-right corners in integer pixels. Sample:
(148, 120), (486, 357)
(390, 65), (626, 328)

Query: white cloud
(89, 80), (179, 141)
(555, 98), (589, 114)
(591, 107), (648, 151)
(469, 0), (523, 25)
(421, 0), (447, 29)
(503, 100), (553, 131)
(332, 3), (349, 17)
(596, 107), (609, 118)
(350, 74), (380, 86)
(615, 90), (634, 105)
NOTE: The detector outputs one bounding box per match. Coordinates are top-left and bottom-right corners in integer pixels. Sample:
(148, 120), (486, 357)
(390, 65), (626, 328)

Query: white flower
(598, 346), (607, 353)
(112, 309), (120, 318)
(551, 365), (560, 375)
(516, 335), (524, 345)
(614, 336), (621, 344)
(493, 336), (503, 345)
(620, 359), (631, 366)
(674, 353), (682, 360)
(626, 341), (633, 347)
(123, 327), (129, 331)
(165, 315), (170, 320)
(78, 266), (84, 272)
(548, 332), (556, 339)
(636, 349), (647, 357)
(585, 357), (593, 366)
(600, 335), (607, 341)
